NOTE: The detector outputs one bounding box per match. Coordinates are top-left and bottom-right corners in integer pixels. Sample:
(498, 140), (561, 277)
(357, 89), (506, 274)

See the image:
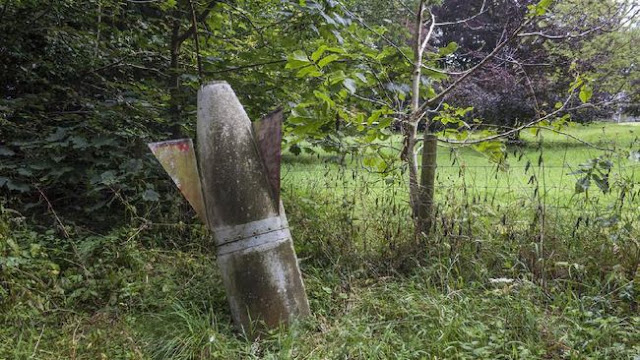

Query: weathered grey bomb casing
(197, 81), (310, 333)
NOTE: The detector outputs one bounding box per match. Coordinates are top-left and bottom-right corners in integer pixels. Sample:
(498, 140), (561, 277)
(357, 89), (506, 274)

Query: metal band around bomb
(214, 216), (290, 255)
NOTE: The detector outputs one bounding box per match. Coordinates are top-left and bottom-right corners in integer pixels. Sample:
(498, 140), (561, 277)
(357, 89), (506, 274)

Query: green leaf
(579, 85), (593, 103)
(46, 127), (67, 142)
(159, 0), (177, 10)
(438, 42), (458, 56)
(285, 50), (310, 69)
(311, 45), (328, 62)
(534, 0), (552, 16)
(17, 167), (33, 176)
(296, 66), (322, 78)
(318, 54), (340, 68)
(328, 70), (348, 85)
(377, 118), (393, 129)
(313, 90), (335, 107)
(70, 136), (89, 149)
(592, 174), (609, 193)
(367, 110), (382, 125)
(354, 72), (368, 83)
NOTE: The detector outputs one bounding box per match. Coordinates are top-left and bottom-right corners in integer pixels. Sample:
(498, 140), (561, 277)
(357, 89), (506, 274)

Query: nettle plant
(284, 0), (598, 239)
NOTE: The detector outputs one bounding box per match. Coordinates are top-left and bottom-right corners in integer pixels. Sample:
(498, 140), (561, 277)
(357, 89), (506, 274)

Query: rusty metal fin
(252, 108), (283, 205)
(148, 139), (207, 224)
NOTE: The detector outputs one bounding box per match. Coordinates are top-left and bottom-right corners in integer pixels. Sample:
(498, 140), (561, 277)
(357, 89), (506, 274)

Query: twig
(531, 126), (615, 152)
(188, 0), (203, 81)
(95, 0), (102, 58)
(32, 325), (46, 358)
(421, 64), (467, 76)
(37, 187), (69, 239)
(518, 25), (605, 40)
(437, 96), (612, 145)
(434, 0), (487, 26)
(419, 17), (532, 114)
(177, 0), (219, 44)
(126, 221), (150, 243)
(36, 187), (93, 277)
(338, 2), (414, 65)
(204, 59), (286, 74)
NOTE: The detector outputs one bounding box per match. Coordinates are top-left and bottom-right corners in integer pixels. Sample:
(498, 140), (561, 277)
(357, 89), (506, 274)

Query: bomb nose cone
(197, 82), (279, 231)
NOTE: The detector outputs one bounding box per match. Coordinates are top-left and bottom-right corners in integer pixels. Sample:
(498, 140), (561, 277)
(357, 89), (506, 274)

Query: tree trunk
(403, 120), (420, 224)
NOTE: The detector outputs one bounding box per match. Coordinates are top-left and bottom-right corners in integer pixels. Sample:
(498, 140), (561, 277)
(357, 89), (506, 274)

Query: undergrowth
(1, 124), (639, 359)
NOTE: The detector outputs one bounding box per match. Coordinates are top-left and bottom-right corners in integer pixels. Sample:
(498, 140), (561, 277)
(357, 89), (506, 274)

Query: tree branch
(338, 3), (414, 65)
(419, 11), (436, 55)
(518, 25), (605, 40)
(418, 17), (531, 114)
(177, 0), (219, 44)
(531, 126), (615, 152)
(433, 0), (487, 26)
(436, 96), (611, 145)
(204, 59), (287, 74)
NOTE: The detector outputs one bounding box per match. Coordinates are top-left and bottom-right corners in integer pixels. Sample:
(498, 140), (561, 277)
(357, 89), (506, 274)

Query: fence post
(419, 133), (438, 236)
(197, 81), (310, 335)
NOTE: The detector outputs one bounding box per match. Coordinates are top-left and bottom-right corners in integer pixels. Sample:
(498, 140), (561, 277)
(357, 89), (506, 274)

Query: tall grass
(1, 122), (639, 359)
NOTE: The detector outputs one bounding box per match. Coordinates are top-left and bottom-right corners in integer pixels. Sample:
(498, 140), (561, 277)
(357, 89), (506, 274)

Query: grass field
(282, 122), (640, 254)
(283, 122), (640, 203)
(1, 122), (639, 359)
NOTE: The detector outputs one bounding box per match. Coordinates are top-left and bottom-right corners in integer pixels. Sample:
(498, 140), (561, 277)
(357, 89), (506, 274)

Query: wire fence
(278, 140), (640, 249)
